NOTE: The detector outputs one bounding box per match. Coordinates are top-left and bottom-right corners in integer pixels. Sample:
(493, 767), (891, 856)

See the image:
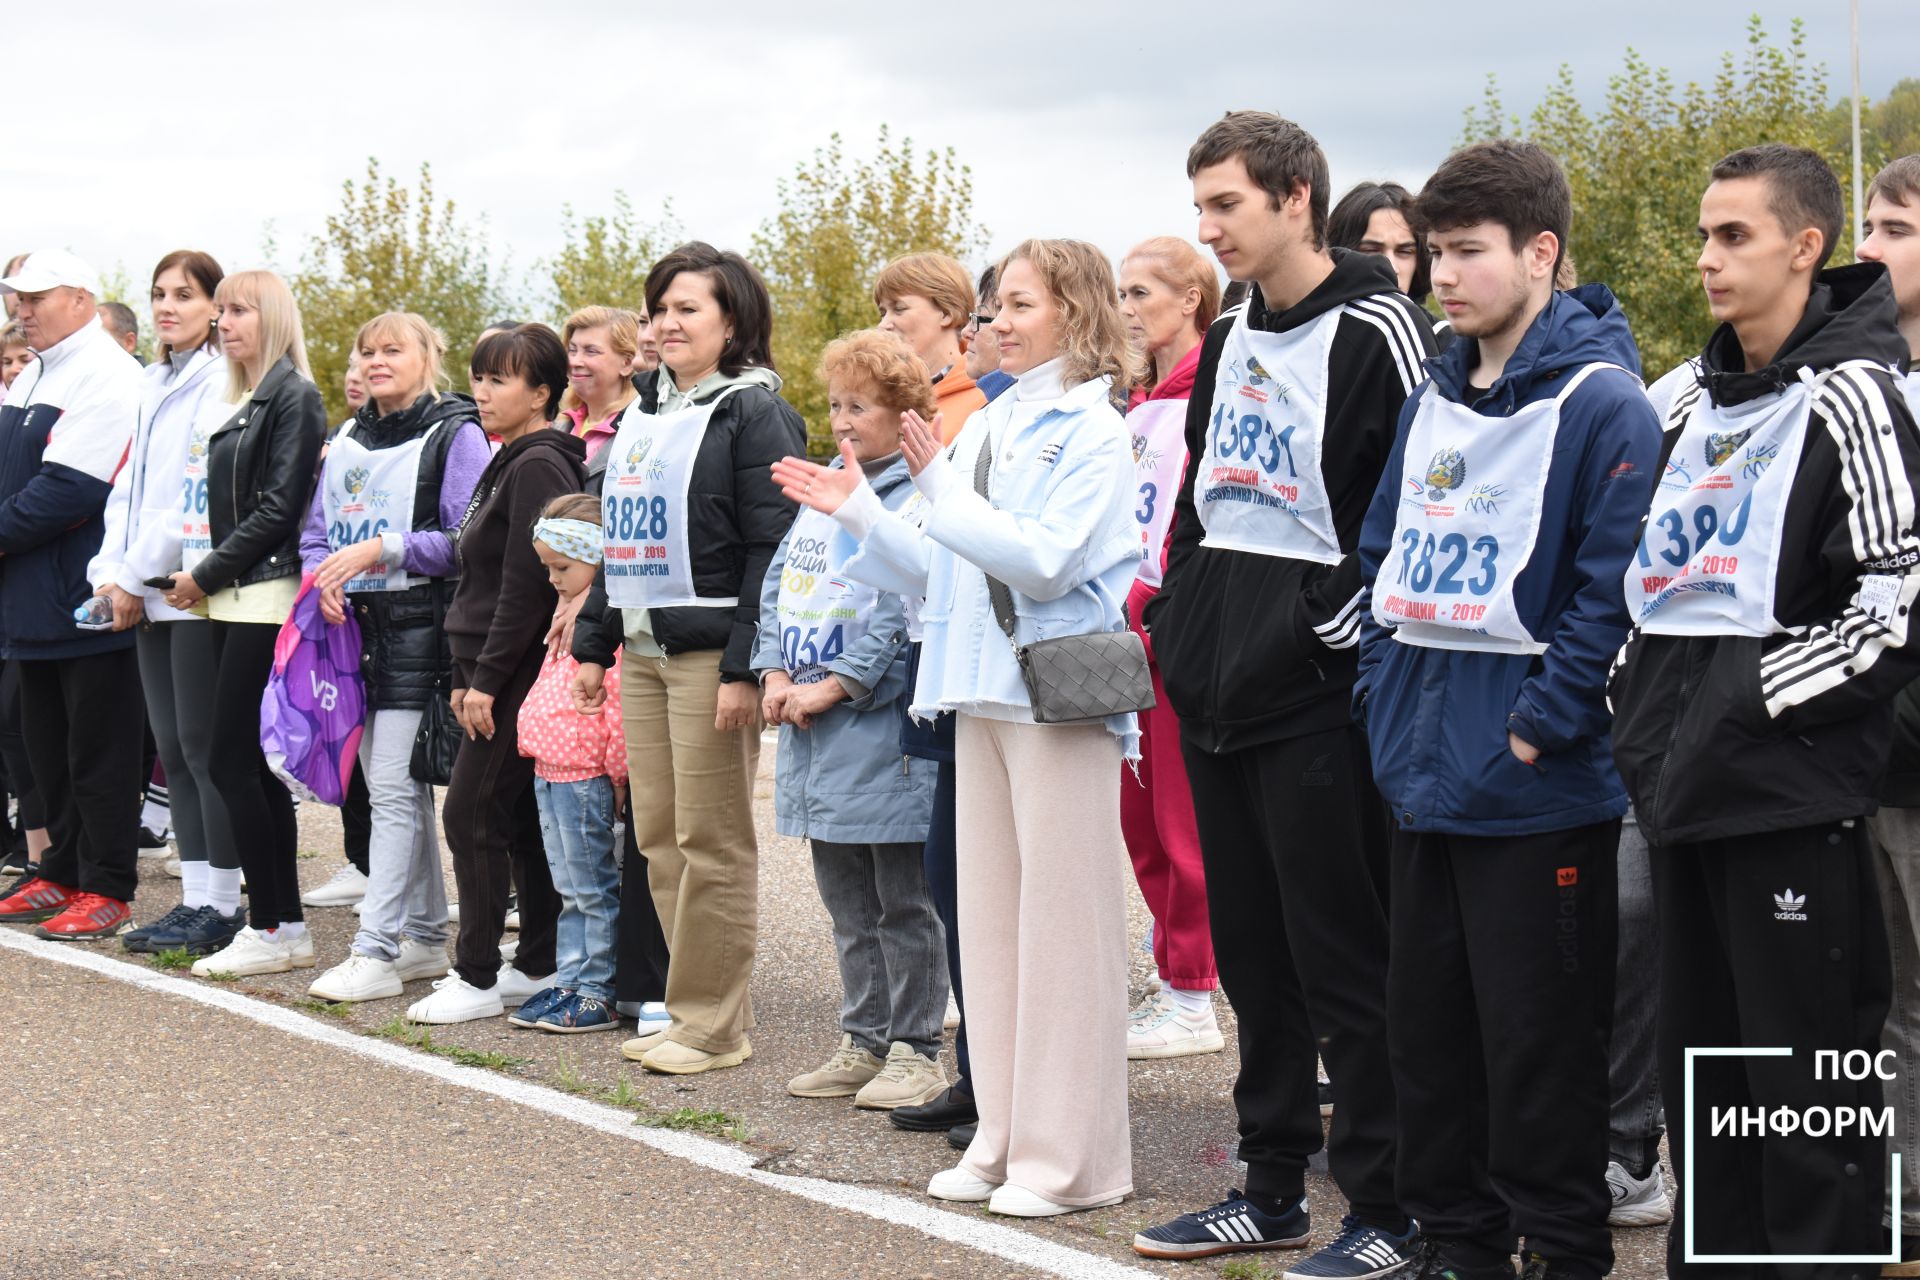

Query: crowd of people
(3, 110), (1920, 1280)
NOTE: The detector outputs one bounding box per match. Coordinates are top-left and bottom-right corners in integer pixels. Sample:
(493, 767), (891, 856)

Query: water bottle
(74, 594), (114, 631)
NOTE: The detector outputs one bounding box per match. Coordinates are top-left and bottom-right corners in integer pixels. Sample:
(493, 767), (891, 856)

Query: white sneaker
(301, 864), (369, 907)
(1606, 1160), (1673, 1226)
(498, 937), (519, 964)
(1127, 988), (1172, 1022)
(943, 994), (961, 1030)
(1126, 999), (1225, 1059)
(191, 926), (309, 978)
(927, 1166), (1000, 1202)
(309, 952), (403, 1002)
(394, 937), (449, 982)
(446, 902), (460, 923)
(496, 964), (555, 1001)
(406, 972), (504, 1024)
(503, 908), (520, 931)
(988, 1183), (1121, 1217)
(164, 856), (182, 878)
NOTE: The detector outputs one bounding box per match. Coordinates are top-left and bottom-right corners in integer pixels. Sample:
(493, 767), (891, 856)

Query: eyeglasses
(969, 312), (996, 330)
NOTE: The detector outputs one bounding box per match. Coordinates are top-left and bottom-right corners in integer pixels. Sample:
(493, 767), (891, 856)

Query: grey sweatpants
(351, 707), (448, 960)
(810, 838), (946, 1059)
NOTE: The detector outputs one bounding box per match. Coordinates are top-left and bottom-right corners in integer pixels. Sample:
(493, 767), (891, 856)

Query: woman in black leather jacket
(161, 270), (326, 976)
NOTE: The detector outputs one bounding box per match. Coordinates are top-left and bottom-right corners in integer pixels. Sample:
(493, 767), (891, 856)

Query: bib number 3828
(604, 494), (670, 541)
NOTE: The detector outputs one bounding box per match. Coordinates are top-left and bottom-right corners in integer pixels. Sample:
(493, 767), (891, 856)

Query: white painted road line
(0, 928), (1154, 1280)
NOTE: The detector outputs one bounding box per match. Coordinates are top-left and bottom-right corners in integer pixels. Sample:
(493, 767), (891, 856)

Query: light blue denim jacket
(752, 456), (935, 843)
(833, 360), (1143, 757)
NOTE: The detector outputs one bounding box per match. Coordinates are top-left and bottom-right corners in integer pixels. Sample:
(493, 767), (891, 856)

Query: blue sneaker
(174, 905), (247, 955)
(507, 985), (570, 1029)
(1133, 1190), (1311, 1260)
(536, 992), (619, 1034)
(121, 903), (199, 953)
(1283, 1216), (1420, 1280)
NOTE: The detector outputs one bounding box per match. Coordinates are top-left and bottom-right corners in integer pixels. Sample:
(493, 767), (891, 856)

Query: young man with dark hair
(1856, 152), (1920, 1271)
(1135, 110), (1434, 1277)
(1612, 142), (1920, 1274)
(1355, 137), (1659, 1280)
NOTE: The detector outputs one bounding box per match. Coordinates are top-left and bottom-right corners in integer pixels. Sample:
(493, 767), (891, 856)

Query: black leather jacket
(191, 356), (326, 594)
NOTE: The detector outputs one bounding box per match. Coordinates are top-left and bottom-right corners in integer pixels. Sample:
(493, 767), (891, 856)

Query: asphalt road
(0, 738), (1672, 1279)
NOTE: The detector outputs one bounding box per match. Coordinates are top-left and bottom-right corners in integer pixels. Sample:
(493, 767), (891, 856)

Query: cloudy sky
(6, 0), (1915, 309)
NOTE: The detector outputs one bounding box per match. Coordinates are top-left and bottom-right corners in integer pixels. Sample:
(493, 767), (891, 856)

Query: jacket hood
(1248, 248), (1402, 334)
(1145, 341), (1203, 403)
(354, 389), (478, 448)
(1697, 262), (1905, 407)
(637, 364), (782, 410)
(498, 422), (587, 467)
(1427, 283), (1643, 411)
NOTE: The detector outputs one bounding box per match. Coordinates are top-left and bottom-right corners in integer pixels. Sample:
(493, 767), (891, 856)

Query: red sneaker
(35, 892), (132, 940)
(0, 878), (73, 924)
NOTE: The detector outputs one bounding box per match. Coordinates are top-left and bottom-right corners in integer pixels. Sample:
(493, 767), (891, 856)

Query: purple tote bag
(259, 574), (366, 806)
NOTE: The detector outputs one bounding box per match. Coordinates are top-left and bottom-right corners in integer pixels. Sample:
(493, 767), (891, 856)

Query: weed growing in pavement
(607, 1071), (643, 1110)
(200, 970), (239, 982)
(367, 1015), (529, 1072)
(551, 1049), (590, 1095)
(296, 848), (321, 860)
(1221, 1261), (1282, 1280)
(291, 997), (352, 1019)
(147, 948), (195, 970)
(635, 1107), (736, 1135)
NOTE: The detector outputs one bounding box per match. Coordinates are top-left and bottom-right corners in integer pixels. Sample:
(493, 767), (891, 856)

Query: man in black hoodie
(1611, 144), (1920, 1275)
(1134, 111), (1433, 1277)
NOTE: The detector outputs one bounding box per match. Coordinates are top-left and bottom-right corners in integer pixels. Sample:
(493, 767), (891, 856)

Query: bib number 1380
(1635, 494), (1752, 568)
(1396, 530), (1500, 595)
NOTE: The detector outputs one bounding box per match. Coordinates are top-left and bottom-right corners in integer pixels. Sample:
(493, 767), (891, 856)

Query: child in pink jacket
(515, 496), (630, 1034)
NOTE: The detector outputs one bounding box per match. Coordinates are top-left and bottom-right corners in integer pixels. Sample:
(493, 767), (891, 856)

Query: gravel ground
(0, 733), (1672, 1278)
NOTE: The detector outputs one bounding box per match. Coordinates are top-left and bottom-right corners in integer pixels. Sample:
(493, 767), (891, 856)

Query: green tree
(288, 159), (512, 422)
(1463, 18), (1883, 377)
(751, 127), (988, 453)
(547, 191), (681, 319)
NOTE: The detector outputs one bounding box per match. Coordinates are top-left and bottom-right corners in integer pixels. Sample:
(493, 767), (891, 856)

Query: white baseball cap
(0, 249), (103, 297)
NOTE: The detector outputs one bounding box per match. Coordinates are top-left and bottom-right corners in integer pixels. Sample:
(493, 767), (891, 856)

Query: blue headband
(533, 517), (603, 565)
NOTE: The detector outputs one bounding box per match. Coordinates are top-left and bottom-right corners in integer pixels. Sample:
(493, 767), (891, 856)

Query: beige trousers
(954, 714), (1133, 1206)
(622, 648), (760, 1054)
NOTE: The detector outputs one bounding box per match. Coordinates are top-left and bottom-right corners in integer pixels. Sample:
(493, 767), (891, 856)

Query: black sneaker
(138, 826), (169, 850)
(1519, 1254), (1590, 1280)
(1402, 1237), (1517, 1280)
(1284, 1216), (1419, 1280)
(889, 1085), (976, 1132)
(1133, 1190), (1311, 1260)
(122, 903), (199, 953)
(946, 1121), (976, 1152)
(0, 847), (29, 877)
(175, 905), (247, 955)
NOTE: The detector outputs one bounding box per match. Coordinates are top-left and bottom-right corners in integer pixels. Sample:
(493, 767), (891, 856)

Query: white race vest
(1617, 366), (1880, 636)
(1128, 397), (1188, 589)
(1376, 363), (1628, 654)
(1195, 307), (1342, 563)
(322, 421), (443, 593)
(774, 505), (879, 685)
(601, 387), (747, 610)
(180, 396), (237, 576)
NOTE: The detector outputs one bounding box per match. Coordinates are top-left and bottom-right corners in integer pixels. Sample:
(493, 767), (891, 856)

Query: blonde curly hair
(996, 239), (1139, 391)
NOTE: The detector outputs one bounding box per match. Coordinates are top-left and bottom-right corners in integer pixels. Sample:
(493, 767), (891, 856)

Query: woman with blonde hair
(774, 238), (1143, 1216)
(297, 311), (491, 1002)
(157, 269), (328, 976)
(1114, 237), (1225, 1058)
(873, 252), (986, 443)
(558, 305), (640, 471)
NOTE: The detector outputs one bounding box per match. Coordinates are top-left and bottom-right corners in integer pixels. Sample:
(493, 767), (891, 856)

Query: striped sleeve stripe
(1312, 588), (1365, 649)
(1347, 297), (1428, 396)
(1758, 371), (1920, 713)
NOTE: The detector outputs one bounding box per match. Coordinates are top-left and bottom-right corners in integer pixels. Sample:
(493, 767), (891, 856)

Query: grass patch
(199, 970), (239, 982)
(296, 848), (322, 860)
(636, 1106), (752, 1141)
(543, 1055), (751, 1141)
(551, 1049), (591, 1096)
(147, 948), (195, 971)
(291, 997), (352, 1019)
(367, 1014), (528, 1073)
(1221, 1262), (1282, 1280)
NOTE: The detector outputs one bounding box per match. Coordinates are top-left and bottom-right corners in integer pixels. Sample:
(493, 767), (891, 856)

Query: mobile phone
(144, 576), (176, 590)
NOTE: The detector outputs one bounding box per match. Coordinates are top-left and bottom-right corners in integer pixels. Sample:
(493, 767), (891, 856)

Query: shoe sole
(537, 1020), (622, 1034)
(197, 956), (316, 978)
(1608, 1205), (1674, 1227)
(789, 1081), (875, 1098)
(36, 919), (134, 941)
(1, 907), (67, 925)
(928, 1182), (999, 1203)
(405, 1007), (505, 1025)
(1127, 1033), (1227, 1060)
(991, 1193), (1123, 1218)
(307, 977), (401, 1000)
(1133, 1230), (1311, 1261)
(620, 1032), (671, 1062)
(855, 1082), (950, 1111)
(641, 1045), (752, 1075)
(300, 895), (366, 908)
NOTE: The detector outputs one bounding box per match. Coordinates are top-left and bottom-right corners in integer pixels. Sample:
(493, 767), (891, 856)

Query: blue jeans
(535, 776), (621, 1002)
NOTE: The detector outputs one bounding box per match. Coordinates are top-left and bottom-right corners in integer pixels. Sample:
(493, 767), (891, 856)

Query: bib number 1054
(1396, 530), (1500, 595)
(781, 624), (844, 672)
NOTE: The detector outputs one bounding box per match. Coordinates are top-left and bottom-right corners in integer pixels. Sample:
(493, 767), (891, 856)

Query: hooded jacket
(1610, 263), (1920, 845)
(571, 366), (806, 681)
(445, 426), (587, 696)
(1144, 249), (1438, 753)
(1355, 285), (1661, 835)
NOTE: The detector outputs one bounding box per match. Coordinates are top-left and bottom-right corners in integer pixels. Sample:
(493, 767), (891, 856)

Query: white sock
(206, 866), (243, 915)
(140, 792), (169, 834)
(1166, 985), (1212, 1017)
(270, 921), (307, 941)
(178, 859), (210, 909)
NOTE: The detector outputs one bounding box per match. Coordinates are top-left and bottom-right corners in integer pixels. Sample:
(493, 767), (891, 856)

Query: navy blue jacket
(1355, 285), (1661, 836)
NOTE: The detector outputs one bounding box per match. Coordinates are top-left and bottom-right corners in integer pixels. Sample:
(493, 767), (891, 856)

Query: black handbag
(409, 583), (463, 784)
(973, 433), (1155, 724)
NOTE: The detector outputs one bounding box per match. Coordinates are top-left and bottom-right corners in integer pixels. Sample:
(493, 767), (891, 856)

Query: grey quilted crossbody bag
(972, 433), (1154, 724)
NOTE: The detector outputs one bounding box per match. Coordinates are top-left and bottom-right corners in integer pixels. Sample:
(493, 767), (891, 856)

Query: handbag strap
(972, 434), (1020, 649)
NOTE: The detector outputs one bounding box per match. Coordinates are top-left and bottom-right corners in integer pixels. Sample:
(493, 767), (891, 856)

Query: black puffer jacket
(193, 356), (326, 593)
(573, 370), (805, 681)
(345, 393), (479, 710)
(1610, 264), (1920, 844)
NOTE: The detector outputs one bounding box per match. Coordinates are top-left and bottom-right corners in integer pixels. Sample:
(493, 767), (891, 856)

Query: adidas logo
(1773, 889), (1808, 922)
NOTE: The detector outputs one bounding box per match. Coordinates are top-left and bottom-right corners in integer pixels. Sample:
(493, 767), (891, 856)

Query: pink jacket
(517, 643), (626, 785)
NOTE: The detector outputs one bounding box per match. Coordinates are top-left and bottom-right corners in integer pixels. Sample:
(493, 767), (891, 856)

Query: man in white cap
(0, 250), (144, 940)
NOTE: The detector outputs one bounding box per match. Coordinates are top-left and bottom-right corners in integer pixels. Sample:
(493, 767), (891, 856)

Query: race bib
(180, 396), (233, 575)
(602, 388), (745, 611)
(774, 506), (878, 685)
(1127, 398), (1188, 589)
(322, 422), (440, 593)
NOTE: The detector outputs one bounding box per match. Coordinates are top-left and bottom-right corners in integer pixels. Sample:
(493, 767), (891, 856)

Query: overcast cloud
(5, 1), (1915, 303)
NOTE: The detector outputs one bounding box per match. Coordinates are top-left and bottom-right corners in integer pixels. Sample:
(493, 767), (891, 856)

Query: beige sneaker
(640, 1036), (752, 1075)
(788, 1034), (884, 1098)
(854, 1041), (948, 1110)
(1126, 998), (1226, 1059)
